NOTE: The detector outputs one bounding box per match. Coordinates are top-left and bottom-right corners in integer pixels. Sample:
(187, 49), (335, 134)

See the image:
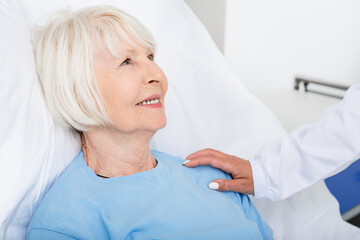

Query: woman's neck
(81, 127), (157, 178)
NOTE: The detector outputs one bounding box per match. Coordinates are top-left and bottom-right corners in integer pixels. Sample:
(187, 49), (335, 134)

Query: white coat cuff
(250, 158), (271, 199)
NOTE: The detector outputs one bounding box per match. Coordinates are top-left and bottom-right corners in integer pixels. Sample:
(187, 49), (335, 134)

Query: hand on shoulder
(183, 148), (254, 195)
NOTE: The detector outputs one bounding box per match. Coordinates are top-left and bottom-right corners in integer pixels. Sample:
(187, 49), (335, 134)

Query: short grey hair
(33, 5), (156, 131)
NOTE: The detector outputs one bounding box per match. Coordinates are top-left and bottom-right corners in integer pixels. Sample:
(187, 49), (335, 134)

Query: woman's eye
(121, 58), (131, 66)
(148, 54), (154, 61)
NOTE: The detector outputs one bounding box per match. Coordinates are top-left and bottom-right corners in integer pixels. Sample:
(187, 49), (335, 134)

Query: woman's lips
(136, 94), (163, 108)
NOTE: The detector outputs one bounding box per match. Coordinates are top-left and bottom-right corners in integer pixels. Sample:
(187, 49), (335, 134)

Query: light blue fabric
(27, 150), (272, 240)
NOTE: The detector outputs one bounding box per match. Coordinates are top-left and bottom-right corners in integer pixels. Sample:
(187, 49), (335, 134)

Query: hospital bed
(1, 0), (359, 239)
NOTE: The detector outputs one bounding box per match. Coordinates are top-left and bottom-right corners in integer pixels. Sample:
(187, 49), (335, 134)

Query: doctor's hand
(183, 148), (254, 195)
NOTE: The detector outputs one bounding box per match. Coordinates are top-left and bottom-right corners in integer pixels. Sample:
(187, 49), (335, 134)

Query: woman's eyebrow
(113, 50), (135, 63)
(115, 48), (152, 61)
(119, 49), (137, 56)
(146, 48), (154, 55)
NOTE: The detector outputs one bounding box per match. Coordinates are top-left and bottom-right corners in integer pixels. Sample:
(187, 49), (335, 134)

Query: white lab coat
(251, 84), (360, 200)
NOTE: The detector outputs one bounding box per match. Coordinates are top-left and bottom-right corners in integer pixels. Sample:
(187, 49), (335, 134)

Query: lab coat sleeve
(251, 84), (360, 201)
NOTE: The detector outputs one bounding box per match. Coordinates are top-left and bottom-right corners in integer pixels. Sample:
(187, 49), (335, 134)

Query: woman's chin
(140, 117), (167, 133)
(159, 118), (167, 129)
(154, 117), (167, 130)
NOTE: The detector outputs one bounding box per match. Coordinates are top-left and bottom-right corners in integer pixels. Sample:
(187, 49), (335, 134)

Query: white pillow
(1, 0), (359, 239)
(0, 1), (80, 239)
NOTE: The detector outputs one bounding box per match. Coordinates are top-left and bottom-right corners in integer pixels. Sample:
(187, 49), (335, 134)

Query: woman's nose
(148, 79), (158, 84)
(144, 62), (165, 85)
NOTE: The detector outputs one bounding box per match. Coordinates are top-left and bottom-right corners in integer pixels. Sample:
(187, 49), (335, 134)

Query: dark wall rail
(294, 77), (350, 99)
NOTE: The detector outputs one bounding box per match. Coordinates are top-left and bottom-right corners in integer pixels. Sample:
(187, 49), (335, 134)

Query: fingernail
(208, 182), (219, 190)
(182, 160), (191, 165)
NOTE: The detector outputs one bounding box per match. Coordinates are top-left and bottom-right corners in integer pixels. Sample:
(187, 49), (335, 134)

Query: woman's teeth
(138, 98), (160, 105)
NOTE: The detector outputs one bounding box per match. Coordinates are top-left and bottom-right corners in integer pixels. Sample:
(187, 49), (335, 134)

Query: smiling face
(94, 39), (168, 134)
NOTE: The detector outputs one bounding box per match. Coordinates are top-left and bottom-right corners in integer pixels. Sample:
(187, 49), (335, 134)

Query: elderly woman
(27, 6), (272, 240)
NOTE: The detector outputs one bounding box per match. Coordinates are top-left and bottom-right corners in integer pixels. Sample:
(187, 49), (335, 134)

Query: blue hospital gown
(27, 150), (272, 240)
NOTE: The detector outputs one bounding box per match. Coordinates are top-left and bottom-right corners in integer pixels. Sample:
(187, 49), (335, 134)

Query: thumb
(208, 179), (253, 194)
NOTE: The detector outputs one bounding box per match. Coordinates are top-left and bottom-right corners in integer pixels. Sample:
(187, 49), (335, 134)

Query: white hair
(33, 5), (156, 131)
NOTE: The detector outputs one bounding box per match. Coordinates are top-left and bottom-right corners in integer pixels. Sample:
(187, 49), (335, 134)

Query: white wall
(224, 0), (360, 98)
(184, 0), (226, 52)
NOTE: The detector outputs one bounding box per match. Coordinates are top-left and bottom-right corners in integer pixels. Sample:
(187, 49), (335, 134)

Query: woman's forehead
(94, 39), (152, 62)
(90, 18), (156, 60)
